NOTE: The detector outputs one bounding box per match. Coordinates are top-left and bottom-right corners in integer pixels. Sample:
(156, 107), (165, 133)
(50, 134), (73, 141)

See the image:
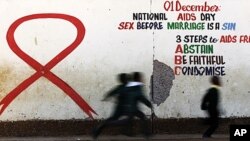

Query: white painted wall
(0, 0), (249, 121)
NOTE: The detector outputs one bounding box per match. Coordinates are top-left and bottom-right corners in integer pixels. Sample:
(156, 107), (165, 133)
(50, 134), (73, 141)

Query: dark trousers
(93, 108), (125, 137)
(93, 109), (150, 137)
(125, 110), (151, 136)
(203, 110), (219, 137)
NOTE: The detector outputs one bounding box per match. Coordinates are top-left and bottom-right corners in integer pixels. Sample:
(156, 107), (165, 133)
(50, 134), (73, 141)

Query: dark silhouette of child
(201, 76), (222, 138)
(124, 72), (153, 137)
(92, 73), (129, 139)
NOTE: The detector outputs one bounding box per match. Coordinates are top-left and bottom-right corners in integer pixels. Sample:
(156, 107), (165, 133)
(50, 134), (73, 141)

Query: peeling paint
(150, 60), (175, 106)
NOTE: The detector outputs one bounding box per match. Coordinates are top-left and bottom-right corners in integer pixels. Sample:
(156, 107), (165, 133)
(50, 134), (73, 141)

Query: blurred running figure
(92, 72), (153, 139)
(125, 72), (153, 137)
(92, 73), (129, 139)
(201, 76), (222, 138)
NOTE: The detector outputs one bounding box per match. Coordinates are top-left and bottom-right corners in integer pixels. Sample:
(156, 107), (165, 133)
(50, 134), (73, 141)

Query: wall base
(0, 117), (249, 136)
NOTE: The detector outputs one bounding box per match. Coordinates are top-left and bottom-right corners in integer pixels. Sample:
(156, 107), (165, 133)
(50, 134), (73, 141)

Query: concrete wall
(0, 0), (249, 121)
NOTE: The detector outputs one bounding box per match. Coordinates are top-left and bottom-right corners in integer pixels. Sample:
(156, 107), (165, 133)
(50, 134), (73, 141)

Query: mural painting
(0, 13), (96, 119)
(0, 0), (249, 121)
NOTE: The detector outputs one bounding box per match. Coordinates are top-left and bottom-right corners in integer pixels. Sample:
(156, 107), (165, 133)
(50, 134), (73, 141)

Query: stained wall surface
(0, 0), (249, 121)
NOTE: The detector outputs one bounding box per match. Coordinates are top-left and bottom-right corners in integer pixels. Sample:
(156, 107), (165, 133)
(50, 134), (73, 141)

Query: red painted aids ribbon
(0, 13), (97, 119)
